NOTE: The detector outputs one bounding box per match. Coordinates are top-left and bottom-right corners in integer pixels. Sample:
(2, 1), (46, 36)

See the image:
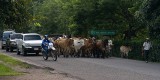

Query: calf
(120, 45), (132, 58)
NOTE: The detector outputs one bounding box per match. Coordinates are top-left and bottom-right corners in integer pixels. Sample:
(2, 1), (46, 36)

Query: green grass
(0, 53), (32, 76)
(0, 63), (22, 76)
(0, 53), (31, 68)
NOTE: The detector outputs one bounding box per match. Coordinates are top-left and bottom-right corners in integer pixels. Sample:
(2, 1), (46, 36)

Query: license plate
(34, 48), (39, 50)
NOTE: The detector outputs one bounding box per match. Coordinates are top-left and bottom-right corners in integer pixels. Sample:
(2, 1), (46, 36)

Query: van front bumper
(24, 46), (41, 53)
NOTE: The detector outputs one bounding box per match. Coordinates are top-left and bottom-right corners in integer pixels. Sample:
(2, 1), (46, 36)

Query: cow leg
(57, 47), (61, 57)
(87, 50), (90, 57)
(57, 48), (60, 57)
(70, 48), (75, 57)
(93, 49), (96, 58)
(121, 52), (123, 58)
(81, 49), (85, 57)
(126, 53), (128, 59)
(78, 49), (83, 57)
(106, 51), (109, 58)
(97, 49), (100, 58)
(63, 48), (67, 58)
(87, 49), (91, 58)
(101, 50), (106, 59)
(66, 48), (70, 58)
(88, 49), (92, 58)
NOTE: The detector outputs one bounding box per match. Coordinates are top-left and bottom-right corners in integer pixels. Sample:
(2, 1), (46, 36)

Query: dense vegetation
(0, 0), (159, 38)
(0, 0), (159, 61)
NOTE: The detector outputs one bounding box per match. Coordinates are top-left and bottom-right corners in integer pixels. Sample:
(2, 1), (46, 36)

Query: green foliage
(32, 0), (146, 38)
(0, 0), (32, 32)
(140, 0), (160, 39)
(1, 0), (158, 43)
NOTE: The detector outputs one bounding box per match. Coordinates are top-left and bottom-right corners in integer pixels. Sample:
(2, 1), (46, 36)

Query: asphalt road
(0, 47), (160, 80)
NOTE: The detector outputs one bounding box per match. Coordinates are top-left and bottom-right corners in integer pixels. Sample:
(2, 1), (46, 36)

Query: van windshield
(24, 35), (41, 41)
(3, 33), (11, 40)
(10, 34), (22, 39)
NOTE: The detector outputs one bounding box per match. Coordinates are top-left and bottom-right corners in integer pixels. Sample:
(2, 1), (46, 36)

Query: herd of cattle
(48, 37), (132, 58)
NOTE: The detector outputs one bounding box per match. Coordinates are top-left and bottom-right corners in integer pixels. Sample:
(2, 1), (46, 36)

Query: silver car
(16, 33), (42, 56)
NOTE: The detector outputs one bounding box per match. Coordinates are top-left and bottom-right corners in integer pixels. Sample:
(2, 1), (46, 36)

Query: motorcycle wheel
(51, 50), (57, 61)
(42, 51), (48, 60)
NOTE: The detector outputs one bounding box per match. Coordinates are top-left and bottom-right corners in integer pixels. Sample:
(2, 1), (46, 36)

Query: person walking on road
(142, 38), (152, 63)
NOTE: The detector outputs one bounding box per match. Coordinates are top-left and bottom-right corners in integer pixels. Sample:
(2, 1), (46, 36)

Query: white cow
(73, 38), (85, 56)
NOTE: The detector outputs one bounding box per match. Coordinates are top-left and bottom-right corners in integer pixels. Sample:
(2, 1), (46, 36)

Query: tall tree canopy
(1, 0), (159, 41)
(32, 0), (146, 39)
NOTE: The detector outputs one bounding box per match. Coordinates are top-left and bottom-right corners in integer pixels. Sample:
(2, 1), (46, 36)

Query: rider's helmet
(44, 35), (48, 39)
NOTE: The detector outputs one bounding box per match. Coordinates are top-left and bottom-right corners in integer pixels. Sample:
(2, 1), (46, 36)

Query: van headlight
(24, 43), (31, 47)
(11, 41), (16, 45)
(2, 41), (6, 44)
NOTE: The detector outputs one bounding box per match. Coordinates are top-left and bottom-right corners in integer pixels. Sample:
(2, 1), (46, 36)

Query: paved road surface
(0, 49), (160, 80)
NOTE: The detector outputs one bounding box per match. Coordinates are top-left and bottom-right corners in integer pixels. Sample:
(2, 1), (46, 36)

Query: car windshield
(24, 35), (41, 41)
(10, 34), (22, 39)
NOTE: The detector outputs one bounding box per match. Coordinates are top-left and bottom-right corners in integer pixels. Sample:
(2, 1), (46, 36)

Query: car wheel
(22, 46), (27, 56)
(10, 47), (13, 52)
(36, 52), (39, 56)
(1, 46), (4, 49)
(6, 47), (9, 52)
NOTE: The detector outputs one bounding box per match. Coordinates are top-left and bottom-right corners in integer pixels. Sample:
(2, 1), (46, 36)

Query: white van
(16, 33), (42, 56)
(1, 30), (15, 49)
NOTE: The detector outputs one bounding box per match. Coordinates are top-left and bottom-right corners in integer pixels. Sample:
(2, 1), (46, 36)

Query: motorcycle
(42, 42), (57, 61)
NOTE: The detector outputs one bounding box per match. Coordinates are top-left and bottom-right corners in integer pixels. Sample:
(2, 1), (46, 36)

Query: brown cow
(95, 40), (109, 58)
(120, 45), (132, 58)
(54, 38), (74, 57)
(80, 38), (95, 57)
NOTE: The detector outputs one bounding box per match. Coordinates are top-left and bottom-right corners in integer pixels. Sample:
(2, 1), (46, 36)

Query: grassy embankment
(0, 53), (31, 76)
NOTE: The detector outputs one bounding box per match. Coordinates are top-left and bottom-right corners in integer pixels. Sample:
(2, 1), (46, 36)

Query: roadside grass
(0, 53), (31, 68)
(0, 53), (32, 76)
(0, 63), (22, 76)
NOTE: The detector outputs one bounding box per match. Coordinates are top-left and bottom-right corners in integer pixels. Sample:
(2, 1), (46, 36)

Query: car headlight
(24, 43), (31, 47)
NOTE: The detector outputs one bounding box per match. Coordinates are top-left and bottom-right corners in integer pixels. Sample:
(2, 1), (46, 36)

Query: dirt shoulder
(0, 63), (80, 80)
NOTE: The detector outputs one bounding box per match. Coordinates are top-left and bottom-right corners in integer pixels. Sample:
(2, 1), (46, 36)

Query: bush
(150, 41), (160, 62)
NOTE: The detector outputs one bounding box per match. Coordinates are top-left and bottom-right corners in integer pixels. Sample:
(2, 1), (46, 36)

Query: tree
(0, 0), (32, 32)
(33, 0), (147, 39)
(141, 0), (160, 39)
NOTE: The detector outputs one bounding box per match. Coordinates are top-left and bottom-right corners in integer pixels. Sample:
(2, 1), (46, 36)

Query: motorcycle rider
(41, 35), (51, 55)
